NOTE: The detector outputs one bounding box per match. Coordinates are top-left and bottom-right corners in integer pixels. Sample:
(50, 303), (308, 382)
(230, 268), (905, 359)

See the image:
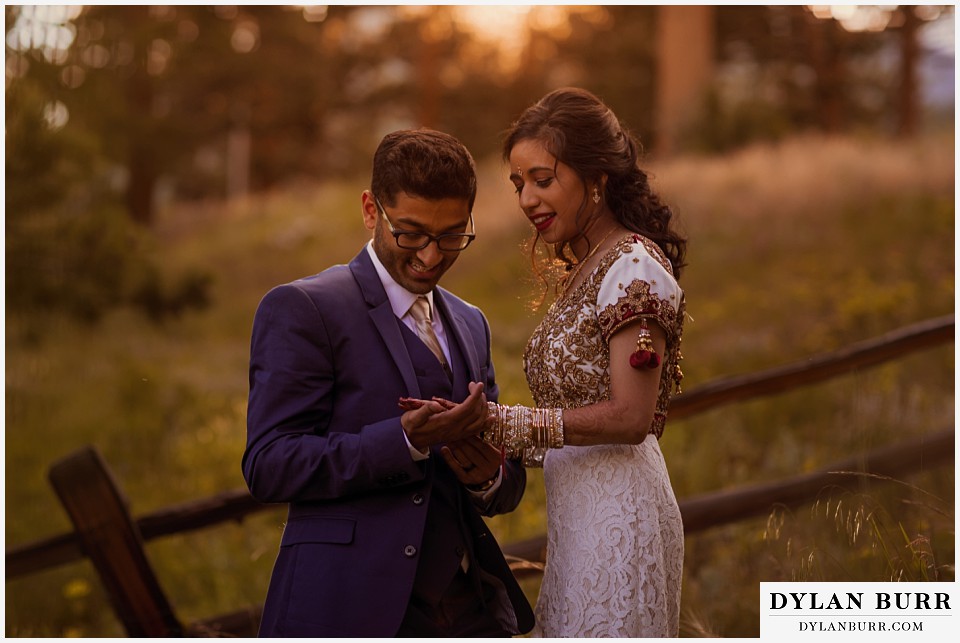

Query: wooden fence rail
(503, 426), (954, 569)
(669, 313), (954, 420)
(48, 447), (184, 636)
(9, 315), (951, 581)
(5, 315), (954, 635)
(6, 486), (265, 580)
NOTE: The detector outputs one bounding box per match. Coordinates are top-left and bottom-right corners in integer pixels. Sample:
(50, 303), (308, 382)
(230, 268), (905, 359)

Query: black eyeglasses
(374, 196), (476, 252)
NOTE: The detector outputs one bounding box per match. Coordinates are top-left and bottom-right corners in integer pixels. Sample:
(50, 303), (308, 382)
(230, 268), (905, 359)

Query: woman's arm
(561, 318), (667, 446)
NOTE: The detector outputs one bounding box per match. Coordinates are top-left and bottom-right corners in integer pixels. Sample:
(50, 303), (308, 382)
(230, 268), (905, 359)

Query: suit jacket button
(404, 545), (418, 557)
(455, 546), (464, 557)
(412, 493), (424, 505)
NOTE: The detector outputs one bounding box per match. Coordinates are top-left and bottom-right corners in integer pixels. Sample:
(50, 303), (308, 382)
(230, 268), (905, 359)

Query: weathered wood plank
(6, 491), (276, 580)
(187, 605), (263, 638)
(137, 489), (271, 540)
(503, 428), (954, 564)
(670, 314), (954, 420)
(5, 532), (83, 579)
(680, 427), (954, 532)
(48, 447), (183, 636)
(7, 316), (953, 581)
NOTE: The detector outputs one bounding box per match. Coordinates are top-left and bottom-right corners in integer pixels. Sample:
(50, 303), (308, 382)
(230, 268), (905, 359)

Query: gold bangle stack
(484, 402), (564, 467)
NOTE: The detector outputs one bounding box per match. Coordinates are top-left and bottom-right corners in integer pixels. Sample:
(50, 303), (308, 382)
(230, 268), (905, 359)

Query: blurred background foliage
(4, 3), (955, 637)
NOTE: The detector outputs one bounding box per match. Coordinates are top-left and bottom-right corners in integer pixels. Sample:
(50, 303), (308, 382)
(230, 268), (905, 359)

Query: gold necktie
(409, 296), (451, 378)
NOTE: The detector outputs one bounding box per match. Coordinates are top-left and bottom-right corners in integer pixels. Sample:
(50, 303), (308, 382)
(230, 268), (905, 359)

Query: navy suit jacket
(243, 248), (533, 637)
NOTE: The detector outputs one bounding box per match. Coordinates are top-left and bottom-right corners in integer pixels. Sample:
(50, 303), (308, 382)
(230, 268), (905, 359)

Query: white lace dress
(524, 234), (686, 637)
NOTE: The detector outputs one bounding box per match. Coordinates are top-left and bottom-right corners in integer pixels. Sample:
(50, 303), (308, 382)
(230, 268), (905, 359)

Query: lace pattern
(524, 234), (685, 637)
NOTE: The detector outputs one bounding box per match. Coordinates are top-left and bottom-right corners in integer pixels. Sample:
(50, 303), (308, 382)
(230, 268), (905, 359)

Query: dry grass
(651, 132), (955, 225)
(5, 131), (954, 636)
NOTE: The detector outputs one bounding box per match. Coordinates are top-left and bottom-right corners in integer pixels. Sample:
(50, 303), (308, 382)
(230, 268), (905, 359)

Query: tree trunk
(654, 5), (715, 156)
(126, 142), (156, 226)
(897, 5), (920, 137)
(121, 5), (156, 225)
(417, 29), (440, 129)
(803, 10), (846, 133)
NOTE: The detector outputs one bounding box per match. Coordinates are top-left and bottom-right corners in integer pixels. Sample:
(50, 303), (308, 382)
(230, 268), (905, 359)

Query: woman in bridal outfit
(485, 87), (688, 637)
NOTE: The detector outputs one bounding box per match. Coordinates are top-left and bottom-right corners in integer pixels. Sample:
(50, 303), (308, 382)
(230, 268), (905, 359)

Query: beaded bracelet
(484, 402), (564, 467)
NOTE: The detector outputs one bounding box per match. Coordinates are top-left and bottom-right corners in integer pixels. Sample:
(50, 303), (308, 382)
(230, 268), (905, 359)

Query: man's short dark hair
(371, 129), (477, 211)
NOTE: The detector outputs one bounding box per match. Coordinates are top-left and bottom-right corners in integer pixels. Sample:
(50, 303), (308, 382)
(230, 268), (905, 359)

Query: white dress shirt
(366, 243), (451, 364)
(365, 242), (502, 498)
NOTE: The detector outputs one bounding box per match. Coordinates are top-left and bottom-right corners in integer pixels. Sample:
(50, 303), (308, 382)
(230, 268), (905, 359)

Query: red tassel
(629, 350), (650, 368)
(629, 320), (660, 370)
(630, 349), (660, 369)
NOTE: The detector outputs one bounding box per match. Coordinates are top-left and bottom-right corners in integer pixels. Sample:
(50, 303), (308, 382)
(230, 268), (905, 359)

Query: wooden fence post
(48, 446), (183, 637)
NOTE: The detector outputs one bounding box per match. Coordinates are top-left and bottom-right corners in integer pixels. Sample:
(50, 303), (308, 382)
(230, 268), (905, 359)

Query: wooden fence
(5, 314), (954, 636)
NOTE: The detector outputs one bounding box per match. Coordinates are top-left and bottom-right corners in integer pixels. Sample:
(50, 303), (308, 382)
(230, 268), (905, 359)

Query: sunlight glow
(6, 5), (82, 62)
(451, 5), (592, 71)
(454, 4), (532, 44)
(302, 5), (329, 24)
(807, 5), (946, 33)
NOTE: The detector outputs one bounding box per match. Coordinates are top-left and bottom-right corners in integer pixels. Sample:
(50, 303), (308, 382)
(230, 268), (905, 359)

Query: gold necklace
(560, 227), (619, 298)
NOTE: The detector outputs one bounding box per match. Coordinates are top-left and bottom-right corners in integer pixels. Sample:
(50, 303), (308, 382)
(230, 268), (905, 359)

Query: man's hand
(441, 436), (502, 487)
(400, 381), (488, 451)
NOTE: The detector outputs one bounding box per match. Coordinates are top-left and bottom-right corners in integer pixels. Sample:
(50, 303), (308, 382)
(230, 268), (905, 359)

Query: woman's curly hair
(502, 87), (687, 290)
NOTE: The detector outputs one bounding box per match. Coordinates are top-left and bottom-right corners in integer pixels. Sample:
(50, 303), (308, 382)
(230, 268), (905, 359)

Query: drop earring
(592, 187), (601, 204)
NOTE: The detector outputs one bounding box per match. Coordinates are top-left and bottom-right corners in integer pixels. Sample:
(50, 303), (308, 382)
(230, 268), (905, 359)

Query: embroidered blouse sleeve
(596, 237), (683, 345)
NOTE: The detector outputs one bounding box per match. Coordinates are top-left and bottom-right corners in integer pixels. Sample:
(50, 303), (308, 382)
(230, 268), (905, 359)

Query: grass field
(5, 131), (954, 637)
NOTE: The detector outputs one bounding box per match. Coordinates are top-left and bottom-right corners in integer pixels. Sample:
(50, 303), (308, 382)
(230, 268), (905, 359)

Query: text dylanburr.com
(761, 582), (956, 639)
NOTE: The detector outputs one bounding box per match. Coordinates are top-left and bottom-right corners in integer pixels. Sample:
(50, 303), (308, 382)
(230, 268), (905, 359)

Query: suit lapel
(349, 250), (421, 398)
(434, 289), (480, 386)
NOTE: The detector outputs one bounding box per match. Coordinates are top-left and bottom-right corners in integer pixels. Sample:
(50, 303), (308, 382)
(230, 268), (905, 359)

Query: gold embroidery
(524, 234), (685, 440)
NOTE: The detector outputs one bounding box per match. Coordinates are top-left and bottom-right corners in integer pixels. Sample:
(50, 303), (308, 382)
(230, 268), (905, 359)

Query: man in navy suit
(243, 129), (534, 637)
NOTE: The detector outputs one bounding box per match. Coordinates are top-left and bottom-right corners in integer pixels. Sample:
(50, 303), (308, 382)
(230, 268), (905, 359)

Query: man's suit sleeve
(242, 284), (423, 503)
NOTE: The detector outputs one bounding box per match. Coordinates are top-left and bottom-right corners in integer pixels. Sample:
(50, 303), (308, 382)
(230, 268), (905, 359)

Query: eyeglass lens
(375, 196), (474, 251)
(396, 233), (472, 251)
